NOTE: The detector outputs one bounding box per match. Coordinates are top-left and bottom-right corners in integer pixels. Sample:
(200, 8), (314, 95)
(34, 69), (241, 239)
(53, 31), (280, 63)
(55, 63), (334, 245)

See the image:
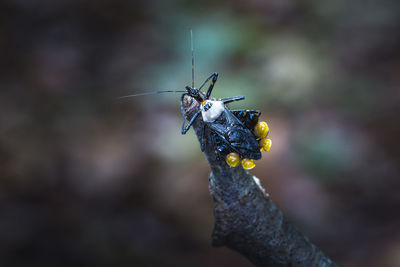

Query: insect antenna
(118, 90), (186, 99)
(190, 28), (195, 88)
(119, 29), (195, 100)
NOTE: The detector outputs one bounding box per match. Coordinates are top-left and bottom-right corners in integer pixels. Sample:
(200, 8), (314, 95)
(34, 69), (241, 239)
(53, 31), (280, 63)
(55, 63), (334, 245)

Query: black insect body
(181, 72), (271, 170)
(214, 109), (263, 160)
(120, 30), (271, 170)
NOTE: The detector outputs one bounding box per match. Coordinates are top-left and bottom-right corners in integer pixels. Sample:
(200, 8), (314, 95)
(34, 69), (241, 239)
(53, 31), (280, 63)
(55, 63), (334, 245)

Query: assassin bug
(121, 30), (271, 170)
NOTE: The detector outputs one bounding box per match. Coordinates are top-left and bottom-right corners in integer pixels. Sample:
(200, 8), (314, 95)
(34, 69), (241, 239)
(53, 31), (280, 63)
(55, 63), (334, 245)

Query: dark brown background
(1, 0), (400, 266)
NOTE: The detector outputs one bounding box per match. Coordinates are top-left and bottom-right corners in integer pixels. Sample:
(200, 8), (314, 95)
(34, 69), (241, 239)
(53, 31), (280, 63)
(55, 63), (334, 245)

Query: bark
(181, 95), (339, 267)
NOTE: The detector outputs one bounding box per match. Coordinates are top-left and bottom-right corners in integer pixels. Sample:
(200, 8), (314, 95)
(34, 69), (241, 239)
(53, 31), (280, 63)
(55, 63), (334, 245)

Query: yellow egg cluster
(225, 121), (271, 170)
(255, 121), (271, 152)
(226, 152), (241, 167)
(259, 138), (272, 152)
(241, 158), (255, 170)
(225, 153), (256, 170)
(254, 121), (269, 139)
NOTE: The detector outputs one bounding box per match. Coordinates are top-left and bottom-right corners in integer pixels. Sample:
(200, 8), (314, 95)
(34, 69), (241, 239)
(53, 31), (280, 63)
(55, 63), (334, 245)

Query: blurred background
(1, 0), (400, 266)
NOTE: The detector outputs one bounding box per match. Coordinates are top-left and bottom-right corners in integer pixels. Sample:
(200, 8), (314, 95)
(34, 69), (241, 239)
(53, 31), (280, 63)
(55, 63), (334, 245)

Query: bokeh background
(1, 0), (400, 266)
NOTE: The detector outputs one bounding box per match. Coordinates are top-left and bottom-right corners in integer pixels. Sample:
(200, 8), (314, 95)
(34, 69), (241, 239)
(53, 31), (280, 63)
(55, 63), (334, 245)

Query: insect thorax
(200, 100), (225, 122)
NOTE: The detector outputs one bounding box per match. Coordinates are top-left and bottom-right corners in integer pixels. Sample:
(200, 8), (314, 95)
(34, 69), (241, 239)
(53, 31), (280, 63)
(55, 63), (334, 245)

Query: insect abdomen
(225, 128), (261, 160)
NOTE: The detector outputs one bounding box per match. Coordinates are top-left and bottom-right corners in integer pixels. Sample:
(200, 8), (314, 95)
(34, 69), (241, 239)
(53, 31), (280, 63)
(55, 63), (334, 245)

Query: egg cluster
(225, 121), (272, 170)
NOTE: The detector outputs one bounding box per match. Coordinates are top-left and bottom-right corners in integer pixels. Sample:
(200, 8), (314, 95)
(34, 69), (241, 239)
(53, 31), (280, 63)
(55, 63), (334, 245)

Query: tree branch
(181, 95), (339, 267)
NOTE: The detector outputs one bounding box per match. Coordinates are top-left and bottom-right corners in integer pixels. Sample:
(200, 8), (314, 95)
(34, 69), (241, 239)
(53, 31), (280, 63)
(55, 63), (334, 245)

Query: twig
(181, 95), (339, 267)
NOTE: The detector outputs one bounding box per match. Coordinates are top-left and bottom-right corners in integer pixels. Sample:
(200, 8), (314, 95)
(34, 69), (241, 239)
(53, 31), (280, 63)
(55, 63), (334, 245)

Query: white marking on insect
(200, 100), (224, 122)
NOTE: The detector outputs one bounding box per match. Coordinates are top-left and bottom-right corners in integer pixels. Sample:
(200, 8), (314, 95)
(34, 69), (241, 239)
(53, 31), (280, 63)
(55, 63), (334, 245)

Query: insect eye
(226, 152), (240, 167)
(254, 121), (269, 139)
(259, 138), (272, 152)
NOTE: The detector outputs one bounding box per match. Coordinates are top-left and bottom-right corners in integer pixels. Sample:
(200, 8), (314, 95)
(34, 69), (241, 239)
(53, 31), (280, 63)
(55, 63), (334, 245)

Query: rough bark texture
(181, 95), (339, 267)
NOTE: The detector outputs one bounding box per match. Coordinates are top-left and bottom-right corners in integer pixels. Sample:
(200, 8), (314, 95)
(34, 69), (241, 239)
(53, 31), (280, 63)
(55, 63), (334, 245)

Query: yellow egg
(241, 158), (255, 170)
(226, 152), (241, 167)
(254, 121), (269, 139)
(259, 138), (272, 152)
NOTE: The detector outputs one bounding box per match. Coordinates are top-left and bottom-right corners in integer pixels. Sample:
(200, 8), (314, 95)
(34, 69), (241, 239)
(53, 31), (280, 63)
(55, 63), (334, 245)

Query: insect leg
(221, 96), (245, 104)
(181, 109), (201, 134)
(205, 73), (218, 99)
(210, 132), (224, 161)
(198, 72), (218, 96)
(200, 124), (206, 151)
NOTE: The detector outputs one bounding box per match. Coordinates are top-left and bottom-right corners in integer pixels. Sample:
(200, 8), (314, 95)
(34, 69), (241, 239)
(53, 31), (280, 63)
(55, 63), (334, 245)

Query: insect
(120, 30), (271, 170)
